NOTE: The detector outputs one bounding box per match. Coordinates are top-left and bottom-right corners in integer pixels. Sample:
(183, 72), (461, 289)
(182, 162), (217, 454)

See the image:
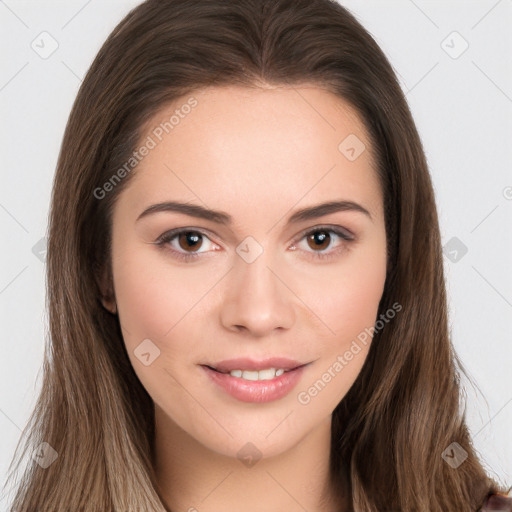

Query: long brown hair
(4, 0), (509, 510)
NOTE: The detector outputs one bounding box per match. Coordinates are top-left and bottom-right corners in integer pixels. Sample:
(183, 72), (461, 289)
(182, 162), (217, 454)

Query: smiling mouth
(203, 364), (307, 381)
(200, 362), (309, 403)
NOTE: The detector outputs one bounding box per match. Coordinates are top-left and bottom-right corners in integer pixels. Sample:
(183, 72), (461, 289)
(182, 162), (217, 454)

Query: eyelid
(153, 227), (219, 252)
(292, 224), (355, 243)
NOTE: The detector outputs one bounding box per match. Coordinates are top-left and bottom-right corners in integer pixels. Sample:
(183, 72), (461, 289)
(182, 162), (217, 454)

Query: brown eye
(292, 226), (354, 261)
(177, 231), (203, 252)
(306, 230), (331, 251)
(155, 228), (220, 261)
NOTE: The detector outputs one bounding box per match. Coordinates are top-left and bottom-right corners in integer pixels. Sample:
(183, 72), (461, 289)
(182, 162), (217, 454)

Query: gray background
(1, 0), (511, 506)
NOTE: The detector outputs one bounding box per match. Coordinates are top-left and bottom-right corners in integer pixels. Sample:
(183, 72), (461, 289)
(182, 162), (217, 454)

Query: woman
(4, 0), (511, 510)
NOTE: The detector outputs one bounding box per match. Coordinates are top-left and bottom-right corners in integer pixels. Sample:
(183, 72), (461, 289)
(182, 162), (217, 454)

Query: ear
(101, 296), (117, 315)
(97, 261), (117, 314)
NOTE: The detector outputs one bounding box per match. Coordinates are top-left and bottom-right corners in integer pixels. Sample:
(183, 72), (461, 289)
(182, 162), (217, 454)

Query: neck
(153, 405), (347, 512)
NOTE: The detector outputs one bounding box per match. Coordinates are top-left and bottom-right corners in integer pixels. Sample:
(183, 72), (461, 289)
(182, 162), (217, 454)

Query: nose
(219, 249), (296, 337)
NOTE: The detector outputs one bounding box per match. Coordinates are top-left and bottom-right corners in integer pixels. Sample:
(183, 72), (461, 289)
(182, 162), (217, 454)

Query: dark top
(480, 492), (512, 511)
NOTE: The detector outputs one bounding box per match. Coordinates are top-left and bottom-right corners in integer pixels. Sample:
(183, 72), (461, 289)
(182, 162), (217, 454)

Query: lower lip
(201, 365), (307, 403)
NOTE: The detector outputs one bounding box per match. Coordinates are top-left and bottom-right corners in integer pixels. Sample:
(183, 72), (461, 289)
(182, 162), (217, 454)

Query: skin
(103, 84), (387, 512)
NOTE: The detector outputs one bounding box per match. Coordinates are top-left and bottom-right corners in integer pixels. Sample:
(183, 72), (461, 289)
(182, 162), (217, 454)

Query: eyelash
(153, 225), (354, 262)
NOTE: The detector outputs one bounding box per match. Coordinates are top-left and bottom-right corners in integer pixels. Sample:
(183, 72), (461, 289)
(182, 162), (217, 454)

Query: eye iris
(178, 231), (202, 252)
(307, 231), (330, 251)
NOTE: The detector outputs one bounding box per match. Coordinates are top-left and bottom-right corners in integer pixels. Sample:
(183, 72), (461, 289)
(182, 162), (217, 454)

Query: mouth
(203, 364), (305, 381)
(202, 357), (309, 381)
(200, 363), (310, 403)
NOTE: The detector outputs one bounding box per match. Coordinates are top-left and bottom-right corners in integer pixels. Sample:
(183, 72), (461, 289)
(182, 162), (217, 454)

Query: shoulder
(480, 492), (512, 511)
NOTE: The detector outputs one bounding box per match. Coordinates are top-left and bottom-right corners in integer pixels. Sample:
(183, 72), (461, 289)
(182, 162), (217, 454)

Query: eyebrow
(136, 199), (372, 225)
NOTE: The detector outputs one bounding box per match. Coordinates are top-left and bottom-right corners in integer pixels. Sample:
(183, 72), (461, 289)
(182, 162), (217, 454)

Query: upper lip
(204, 357), (309, 374)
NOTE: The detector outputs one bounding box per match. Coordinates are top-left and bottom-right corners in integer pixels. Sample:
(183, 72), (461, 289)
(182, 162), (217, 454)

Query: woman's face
(107, 85), (387, 458)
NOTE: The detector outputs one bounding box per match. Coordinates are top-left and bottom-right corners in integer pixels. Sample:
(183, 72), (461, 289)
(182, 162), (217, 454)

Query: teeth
(228, 368), (287, 380)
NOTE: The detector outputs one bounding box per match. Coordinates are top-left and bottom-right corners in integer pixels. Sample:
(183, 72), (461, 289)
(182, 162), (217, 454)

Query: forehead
(118, 84), (382, 223)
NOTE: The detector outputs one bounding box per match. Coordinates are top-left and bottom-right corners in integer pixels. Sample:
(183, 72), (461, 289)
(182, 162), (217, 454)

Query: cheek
(292, 255), (386, 411)
(113, 246), (215, 343)
(112, 249), (208, 406)
(296, 245), (387, 343)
